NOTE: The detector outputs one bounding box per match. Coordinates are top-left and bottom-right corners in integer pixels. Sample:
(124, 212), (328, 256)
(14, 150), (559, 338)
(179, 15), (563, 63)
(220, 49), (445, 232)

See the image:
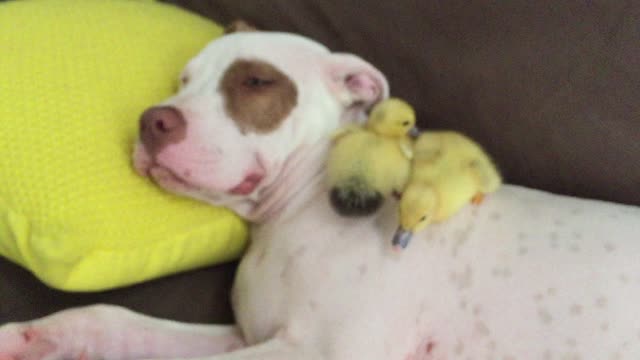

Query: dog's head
(133, 30), (388, 217)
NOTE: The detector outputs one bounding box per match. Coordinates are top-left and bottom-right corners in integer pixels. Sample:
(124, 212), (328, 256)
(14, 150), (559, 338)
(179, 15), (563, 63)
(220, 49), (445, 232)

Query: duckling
(392, 131), (502, 249)
(327, 98), (417, 216)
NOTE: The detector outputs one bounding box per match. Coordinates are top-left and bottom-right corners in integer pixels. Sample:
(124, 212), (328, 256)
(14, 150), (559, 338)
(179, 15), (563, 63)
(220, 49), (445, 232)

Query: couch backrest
(166, 0), (640, 206)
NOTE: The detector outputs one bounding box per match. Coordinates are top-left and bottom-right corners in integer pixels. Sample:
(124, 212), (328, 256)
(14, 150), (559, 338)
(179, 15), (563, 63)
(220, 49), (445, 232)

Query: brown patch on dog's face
(219, 59), (298, 134)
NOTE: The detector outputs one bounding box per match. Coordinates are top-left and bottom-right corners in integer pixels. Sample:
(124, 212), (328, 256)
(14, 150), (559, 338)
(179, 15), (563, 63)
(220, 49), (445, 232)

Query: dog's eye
(243, 76), (275, 88)
(180, 74), (190, 86)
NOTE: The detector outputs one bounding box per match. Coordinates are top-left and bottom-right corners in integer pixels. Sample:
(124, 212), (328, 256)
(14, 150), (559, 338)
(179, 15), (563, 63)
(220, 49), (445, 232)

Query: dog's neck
(243, 140), (331, 224)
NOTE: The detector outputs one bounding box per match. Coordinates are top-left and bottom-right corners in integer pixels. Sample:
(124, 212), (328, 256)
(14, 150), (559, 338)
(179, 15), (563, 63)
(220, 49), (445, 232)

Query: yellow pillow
(0, 0), (248, 291)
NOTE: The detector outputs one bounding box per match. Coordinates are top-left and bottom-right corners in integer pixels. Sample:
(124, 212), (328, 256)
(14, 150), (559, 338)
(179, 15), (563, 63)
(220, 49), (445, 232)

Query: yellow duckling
(327, 98), (417, 216)
(392, 131), (502, 249)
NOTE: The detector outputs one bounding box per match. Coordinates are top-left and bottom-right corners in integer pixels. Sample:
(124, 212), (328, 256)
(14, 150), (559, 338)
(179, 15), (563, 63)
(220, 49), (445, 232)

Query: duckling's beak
(408, 126), (421, 139)
(392, 227), (414, 250)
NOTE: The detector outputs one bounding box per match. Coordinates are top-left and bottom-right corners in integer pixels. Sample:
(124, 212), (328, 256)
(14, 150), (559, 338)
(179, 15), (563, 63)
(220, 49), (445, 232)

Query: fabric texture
(0, 0), (248, 292)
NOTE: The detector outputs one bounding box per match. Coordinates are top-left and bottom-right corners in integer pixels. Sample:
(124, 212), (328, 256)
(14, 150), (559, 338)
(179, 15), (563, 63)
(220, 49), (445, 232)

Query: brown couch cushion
(0, 258), (236, 324)
(164, 0), (640, 207)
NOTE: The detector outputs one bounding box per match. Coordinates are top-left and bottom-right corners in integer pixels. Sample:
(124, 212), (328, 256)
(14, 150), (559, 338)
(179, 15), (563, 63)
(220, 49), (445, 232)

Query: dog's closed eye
(242, 76), (276, 89)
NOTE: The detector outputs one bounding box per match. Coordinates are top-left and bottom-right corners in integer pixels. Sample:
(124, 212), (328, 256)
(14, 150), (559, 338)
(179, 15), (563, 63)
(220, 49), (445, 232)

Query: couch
(1, 0), (638, 324)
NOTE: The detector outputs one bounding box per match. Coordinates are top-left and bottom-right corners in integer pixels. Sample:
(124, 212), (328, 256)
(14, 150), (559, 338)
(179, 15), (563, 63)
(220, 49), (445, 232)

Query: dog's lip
(229, 173), (265, 196)
(147, 164), (194, 189)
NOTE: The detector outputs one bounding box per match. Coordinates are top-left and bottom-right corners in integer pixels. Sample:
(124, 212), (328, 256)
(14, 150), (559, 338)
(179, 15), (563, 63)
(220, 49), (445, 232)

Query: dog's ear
(325, 53), (389, 122)
(224, 20), (258, 34)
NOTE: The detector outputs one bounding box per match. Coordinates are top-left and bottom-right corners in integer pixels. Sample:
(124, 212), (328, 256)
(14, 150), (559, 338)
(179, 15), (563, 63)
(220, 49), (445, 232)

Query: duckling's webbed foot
(471, 193), (485, 205)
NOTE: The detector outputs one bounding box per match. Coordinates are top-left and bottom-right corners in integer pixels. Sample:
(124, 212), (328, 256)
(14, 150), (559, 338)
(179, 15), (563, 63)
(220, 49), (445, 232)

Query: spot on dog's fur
(569, 304), (583, 316)
(561, 352), (582, 360)
(454, 339), (465, 355)
(256, 248), (267, 265)
(549, 232), (559, 249)
(474, 321), (491, 336)
(487, 340), (496, 351)
(472, 304), (482, 316)
(518, 246), (528, 255)
(357, 263), (368, 277)
(449, 265), (473, 290)
(538, 308), (553, 324)
(595, 296), (608, 308)
(492, 267), (512, 278)
(220, 59), (297, 134)
(294, 246), (307, 257)
(619, 274), (629, 284)
(459, 298), (468, 310)
(451, 224), (474, 257)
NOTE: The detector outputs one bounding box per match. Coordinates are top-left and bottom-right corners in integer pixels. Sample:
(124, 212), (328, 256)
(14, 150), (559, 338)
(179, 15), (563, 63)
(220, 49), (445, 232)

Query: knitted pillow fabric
(0, 0), (248, 291)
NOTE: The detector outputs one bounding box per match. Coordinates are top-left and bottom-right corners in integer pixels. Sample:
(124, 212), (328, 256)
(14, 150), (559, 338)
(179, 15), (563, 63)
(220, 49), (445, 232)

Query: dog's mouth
(139, 161), (265, 197)
(133, 148), (198, 193)
(229, 173), (265, 196)
(146, 165), (197, 193)
(134, 144), (267, 197)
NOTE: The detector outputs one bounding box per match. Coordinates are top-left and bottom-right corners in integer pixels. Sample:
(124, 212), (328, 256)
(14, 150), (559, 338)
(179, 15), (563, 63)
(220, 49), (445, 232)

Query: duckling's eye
(402, 120), (411, 126)
(420, 215), (427, 222)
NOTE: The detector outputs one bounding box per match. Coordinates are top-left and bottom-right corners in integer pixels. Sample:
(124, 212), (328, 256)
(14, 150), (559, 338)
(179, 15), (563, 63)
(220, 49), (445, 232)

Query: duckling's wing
(468, 158), (502, 193)
(431, 173), (479, 221)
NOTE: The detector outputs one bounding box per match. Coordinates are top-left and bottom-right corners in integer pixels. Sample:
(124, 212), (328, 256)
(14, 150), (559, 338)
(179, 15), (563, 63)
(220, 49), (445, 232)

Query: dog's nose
(139, 106), (186, 154)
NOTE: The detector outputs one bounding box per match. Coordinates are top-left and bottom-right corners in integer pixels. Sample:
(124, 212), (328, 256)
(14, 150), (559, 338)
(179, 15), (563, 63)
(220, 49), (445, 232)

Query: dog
(1, 28), (640, 360)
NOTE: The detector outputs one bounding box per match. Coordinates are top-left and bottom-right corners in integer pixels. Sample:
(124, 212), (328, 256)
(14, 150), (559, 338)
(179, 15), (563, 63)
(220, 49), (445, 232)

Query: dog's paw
(0, 324), (60, 360)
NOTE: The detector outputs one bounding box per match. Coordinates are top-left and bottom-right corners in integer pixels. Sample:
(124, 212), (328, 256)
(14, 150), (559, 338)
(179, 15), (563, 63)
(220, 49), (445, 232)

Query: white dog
(1, 30), (639, 360)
